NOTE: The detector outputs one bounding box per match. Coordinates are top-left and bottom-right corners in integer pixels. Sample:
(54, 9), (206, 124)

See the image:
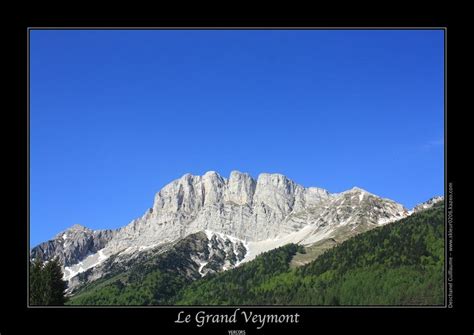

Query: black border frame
(5, 15), (467, 334)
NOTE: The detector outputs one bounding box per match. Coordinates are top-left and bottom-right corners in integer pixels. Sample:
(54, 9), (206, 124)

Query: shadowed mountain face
(30, 224), (116, 267)
(31, 171), (428, 292)
(65, 231), (246, 295)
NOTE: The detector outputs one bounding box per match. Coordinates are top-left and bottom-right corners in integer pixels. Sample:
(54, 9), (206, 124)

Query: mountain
(68, 201), (444, 305)
(412, 196), (444, 213)
(30, 224), (116, 267)
(175, 201), (444, 305)
(31, 171), (416, 292)
(65, 231), (247, 304)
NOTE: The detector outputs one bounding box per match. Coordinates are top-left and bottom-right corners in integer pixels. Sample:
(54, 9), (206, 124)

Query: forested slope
(69, 202), (444, 306)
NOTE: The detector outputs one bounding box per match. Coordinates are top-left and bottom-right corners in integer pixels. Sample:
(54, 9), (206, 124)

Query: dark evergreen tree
(29, 258), (45, 305)
(30, 257), (67, 305)
(43, 258), (68, 305)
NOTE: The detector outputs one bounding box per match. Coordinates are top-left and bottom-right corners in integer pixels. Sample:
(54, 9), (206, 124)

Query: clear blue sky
(30, 29), (444, 246)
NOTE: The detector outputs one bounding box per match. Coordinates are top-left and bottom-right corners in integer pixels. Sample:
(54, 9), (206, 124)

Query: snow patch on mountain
(63, 248), (110, 281)
(240, 224), (335, 264)
(198, 261), (208, 277)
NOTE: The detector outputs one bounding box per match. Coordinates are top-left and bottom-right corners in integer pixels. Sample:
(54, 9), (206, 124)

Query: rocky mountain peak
(413, 196), (444, 213)
(55, 224), (90, 239)
(31, 171), (420, 288)
(68, 223), (89, 231)
(256, 172), (295, 188)
(347, 186), (369, 193)
(34, 225), (116, 267)
(180, 172), (193, 180)
(229, 170), (250, 178)
(226, 170), (256, 205)
(203, 170), (222, 178)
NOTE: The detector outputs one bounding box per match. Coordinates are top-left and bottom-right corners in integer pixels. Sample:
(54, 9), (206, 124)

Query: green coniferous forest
(68, 202), (444, 306)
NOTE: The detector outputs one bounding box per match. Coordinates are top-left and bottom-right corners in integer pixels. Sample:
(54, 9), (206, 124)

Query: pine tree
(43, 258), (68, 305)
(29, 257), (67, 305)
(29, 258), (45, 305)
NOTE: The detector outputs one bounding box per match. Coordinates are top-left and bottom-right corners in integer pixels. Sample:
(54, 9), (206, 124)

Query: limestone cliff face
(105, 171), (334, 254)
(31, 170), (411, 288)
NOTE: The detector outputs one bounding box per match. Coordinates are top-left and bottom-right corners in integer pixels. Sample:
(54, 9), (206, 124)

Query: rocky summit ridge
(30, 171), (440, 291)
